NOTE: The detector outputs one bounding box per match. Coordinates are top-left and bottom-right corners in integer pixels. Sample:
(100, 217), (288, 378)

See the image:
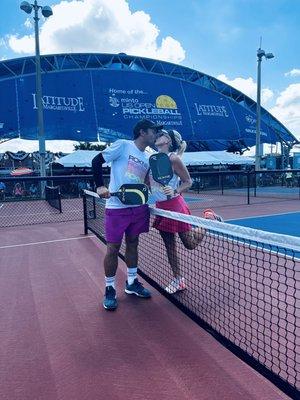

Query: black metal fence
(188, 169), (300, 209)
(0, 175), (96, 228)
(1, 169), (299, 228)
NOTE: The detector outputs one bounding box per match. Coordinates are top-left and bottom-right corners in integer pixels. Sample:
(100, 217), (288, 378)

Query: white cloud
(270, 84), (300, 139)
(285, 69), (300, 78)
(24, 18), (33, 29)
(7, 0), (185, 63)
(217, 74), (274, 105)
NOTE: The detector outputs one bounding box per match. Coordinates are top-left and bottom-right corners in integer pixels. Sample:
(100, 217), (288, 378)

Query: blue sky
(129, 0), (300, 93)
(0, 0), (299, 146)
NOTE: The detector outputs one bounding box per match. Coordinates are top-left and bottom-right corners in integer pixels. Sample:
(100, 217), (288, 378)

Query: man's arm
(91, 153), (110, 198)
(92, 153), (105, 188)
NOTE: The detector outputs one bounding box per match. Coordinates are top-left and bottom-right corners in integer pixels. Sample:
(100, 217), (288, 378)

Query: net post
(83, 192), (88, 235)
(221, 173), (224, 195)
(247, 171), (250, 205)
(58, 187), (62, 213)
(93, 196), (96, 220)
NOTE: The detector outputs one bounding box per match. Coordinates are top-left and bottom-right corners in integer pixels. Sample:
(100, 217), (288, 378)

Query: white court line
(0, 210), (79, 218)
(0, 235), (95, 250)
(228, 210), (300, 222)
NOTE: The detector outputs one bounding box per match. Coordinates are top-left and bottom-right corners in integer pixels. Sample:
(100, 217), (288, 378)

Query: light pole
(255, 47), (274, 171)
(20, 1), (53, 180)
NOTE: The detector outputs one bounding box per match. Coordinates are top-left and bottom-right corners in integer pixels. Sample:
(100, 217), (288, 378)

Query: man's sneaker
(203, 208), (223, 222)
(165, 277), (186, 294)
(125, 279), (151, 298)
(103, 286), (118, 310)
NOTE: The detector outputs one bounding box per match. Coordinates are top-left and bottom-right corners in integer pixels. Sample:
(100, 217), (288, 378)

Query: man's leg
(125, 234), (139, 270)
(103, 242), (121, 311)
(124, 234), (151, 298)
(104, 242), (122, 278)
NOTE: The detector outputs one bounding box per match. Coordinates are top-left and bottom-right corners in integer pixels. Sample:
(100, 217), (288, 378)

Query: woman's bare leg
(160, 231), (180, 278)
(179, 227), (206, 250)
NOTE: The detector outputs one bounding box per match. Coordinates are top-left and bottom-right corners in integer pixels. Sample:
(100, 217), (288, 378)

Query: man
(0, 181), (5, 201)
(92, 119), (162, 310)
(285, 165), (293, 187)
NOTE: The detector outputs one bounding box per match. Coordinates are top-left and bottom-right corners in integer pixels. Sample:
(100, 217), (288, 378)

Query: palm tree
(74, 142), (106, 151)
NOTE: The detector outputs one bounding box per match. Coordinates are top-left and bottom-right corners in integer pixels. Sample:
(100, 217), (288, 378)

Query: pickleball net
(83, 190), (300, 398)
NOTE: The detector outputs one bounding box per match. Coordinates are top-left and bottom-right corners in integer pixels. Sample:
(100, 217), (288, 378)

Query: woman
(14, 183), (23, 197)
(150, 129), (222, 294)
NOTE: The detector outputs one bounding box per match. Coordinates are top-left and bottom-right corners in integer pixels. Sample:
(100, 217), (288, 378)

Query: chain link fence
(0, 175), (97, 228)
(1, 170), (299, 228)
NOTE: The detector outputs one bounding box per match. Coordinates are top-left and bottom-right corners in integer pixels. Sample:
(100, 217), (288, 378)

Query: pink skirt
(153, 195), (191, 233)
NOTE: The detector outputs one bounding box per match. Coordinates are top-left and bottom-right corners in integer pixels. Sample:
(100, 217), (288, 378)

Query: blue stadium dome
(0, 52), (298, 152)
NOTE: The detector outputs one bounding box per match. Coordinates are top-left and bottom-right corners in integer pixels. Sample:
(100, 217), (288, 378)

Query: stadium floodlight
(20, 1), (53, 185)
(41, 5), (53, 18)
(265, 52), (274, 59)
(20, 1), (33, 14)
(255, 47), (275, 171)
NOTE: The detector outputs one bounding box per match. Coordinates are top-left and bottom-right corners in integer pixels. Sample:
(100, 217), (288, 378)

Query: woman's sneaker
(165, 277), (186, 294)
(203, 208), (223, 222)
(103, 286), (118, 310)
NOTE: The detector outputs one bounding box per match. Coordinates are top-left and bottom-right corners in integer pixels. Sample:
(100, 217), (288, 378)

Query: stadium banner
(16, 71), (98, 141)
(0, 68), (283, 149)
(0, 79), (19, 139)
(181, 80), (273, 145)
(91, 70), (193, 141)
(92, 70), (274, 149)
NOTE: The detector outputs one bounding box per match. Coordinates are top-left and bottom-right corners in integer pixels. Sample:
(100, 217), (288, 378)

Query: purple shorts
(105, 205), (150, 243)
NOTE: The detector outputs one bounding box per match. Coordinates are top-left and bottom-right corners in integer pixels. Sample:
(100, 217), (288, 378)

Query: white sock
(127, 267), (137, 285)
(105, 275), (115, 289)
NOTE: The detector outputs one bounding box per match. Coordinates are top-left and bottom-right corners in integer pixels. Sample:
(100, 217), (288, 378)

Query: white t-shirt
(102, 140), (150, 209)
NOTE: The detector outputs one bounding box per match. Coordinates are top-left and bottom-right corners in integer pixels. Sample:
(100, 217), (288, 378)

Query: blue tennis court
(231, 186), (299, 195)
(227, 211), (300, 238)
(183, 195), (211, 203)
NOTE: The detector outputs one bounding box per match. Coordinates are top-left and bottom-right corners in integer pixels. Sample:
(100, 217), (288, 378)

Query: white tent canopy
(57, 150), (254, 168)
(182, 151), (254, 166)
(56, 150), (101, 167)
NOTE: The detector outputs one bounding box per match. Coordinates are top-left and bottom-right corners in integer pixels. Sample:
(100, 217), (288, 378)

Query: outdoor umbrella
(10, 167), (33, 176)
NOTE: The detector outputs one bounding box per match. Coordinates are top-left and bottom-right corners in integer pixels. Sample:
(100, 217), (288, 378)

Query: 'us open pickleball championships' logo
(107, 91), (183, 126)
(109, 96), (120, 107)
(155, 95), (177, 109)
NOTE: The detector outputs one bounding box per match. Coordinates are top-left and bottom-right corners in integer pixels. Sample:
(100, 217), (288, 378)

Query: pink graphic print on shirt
(125, 154), (148, 183)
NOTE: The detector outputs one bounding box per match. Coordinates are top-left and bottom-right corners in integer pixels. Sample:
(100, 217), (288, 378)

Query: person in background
(150, 129), (223, 294)
(29, 183), (38, 197)
(285, 165), (293, 187)
(14, 182), (23, 197)
(0, 181), (6, 201)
